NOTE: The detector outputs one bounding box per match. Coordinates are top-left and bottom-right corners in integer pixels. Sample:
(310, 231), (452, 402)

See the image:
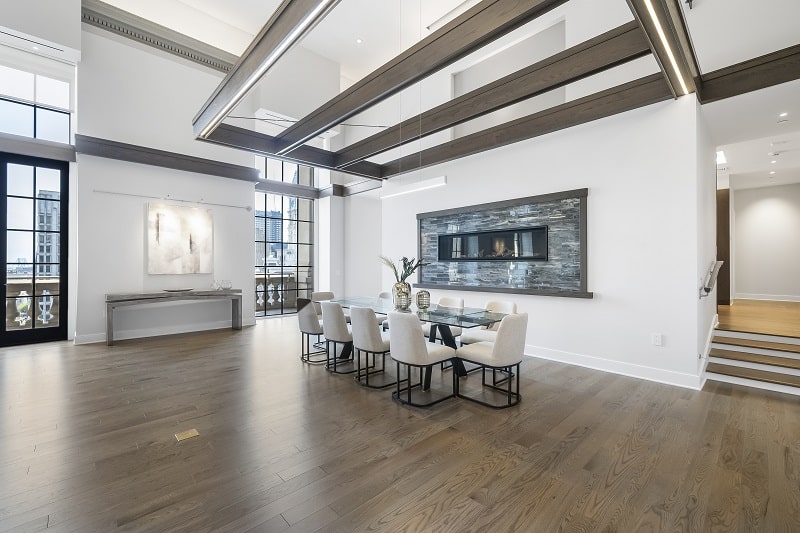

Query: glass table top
(330, 297), (505, 328)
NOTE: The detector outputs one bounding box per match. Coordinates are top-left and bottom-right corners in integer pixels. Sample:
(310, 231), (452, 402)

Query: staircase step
(709, 348), (800, 371)
(706, 362), (800, 388)
(712, 336), (800, 355)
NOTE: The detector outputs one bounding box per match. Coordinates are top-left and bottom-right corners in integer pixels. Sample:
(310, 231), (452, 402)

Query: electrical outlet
(651, 333), (663, 346)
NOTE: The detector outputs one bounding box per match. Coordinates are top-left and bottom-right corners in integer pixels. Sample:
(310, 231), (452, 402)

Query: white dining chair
(313, 291), (351, 323)
(297, 298), (325, 364)
(388, 311), (456, 407)
(459, 300), (518, 345)
(421, 296), (465, 342)
(321, 301), (355, 374)
(377, 291), (392, 330)
(350, 306), (398, 389)
(455, 312), (528, 408)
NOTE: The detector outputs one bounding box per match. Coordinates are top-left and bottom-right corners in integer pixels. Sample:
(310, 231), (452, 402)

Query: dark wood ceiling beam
(203, 124), (383, 179)
(334, 21), (650, 168)
(381, 73), (672, 177)
(274, 0), (569, 155)
(193, 0), (341, 139)
(626, 0), (699, 98)
(698, 44), (800, 104)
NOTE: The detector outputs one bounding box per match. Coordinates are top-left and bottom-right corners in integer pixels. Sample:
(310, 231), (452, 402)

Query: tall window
(0, 64), (71, 144)
(254, 159), (315, 316)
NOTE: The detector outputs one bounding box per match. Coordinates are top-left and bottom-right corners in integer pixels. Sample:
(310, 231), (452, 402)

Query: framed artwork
(147, 204), (213, 274)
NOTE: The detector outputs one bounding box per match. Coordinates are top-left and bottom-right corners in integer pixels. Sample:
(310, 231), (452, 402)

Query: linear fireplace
(437, 227), (548, 261)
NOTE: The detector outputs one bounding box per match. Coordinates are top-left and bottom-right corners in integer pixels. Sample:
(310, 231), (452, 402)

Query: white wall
(316, 195), (346, 295)
(74, 157), (254, 343)
(695, 100), (719, 373)
(343, 190), (383, 296)
(78, 29), (251, 165)
(74, 29), (258, 343)
(375, 97), (708, 388)
(733, 183), (800, 301)
(250, 46), (341, 124)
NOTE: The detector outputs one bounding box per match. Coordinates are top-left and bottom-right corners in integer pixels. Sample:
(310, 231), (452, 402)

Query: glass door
(1, 152), (68, 346)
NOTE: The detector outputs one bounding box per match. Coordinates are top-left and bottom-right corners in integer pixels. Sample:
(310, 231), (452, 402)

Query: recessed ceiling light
(355, 38), (363, 44)
(769, 171), (776, 175)
(771, 160), (777, 164)
(32, 46), (38, 50)
(779, 112), (788, 117)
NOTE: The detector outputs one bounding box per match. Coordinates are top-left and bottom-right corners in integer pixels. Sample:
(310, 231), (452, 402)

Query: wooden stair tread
(709, 348), (800, 370)
(707, 362), (800, 388)
(712, 336), (800, 354)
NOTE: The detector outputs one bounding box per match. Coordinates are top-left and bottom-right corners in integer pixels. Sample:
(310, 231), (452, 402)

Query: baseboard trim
(525, 345), (702, 390)
(735, 293), (800, 303)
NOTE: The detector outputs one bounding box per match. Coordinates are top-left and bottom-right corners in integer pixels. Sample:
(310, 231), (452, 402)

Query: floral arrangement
(379, 255), (424, 283)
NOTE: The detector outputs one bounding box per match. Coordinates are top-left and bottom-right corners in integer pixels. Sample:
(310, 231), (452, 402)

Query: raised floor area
(717, 299), (800, 338)
(1, 318), (799, 531)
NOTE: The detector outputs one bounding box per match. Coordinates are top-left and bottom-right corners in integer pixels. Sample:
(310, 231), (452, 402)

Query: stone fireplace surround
(416, 188), (591, 298)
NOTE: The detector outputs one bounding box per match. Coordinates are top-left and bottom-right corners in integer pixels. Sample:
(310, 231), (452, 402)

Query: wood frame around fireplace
(415, 188), (591, 298)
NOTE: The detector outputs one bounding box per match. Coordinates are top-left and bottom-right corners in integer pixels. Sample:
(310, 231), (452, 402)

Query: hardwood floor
(2, 318), (799, 532)
(718, 299), (800, 337)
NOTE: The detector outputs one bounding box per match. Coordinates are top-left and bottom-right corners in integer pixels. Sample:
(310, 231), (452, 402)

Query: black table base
(423, 324), (467, 390)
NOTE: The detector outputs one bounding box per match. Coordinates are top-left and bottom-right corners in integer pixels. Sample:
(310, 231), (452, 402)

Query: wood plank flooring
(710, 348), (800, 370)
(718, 299), (800, 337)
(712, 336), (800, 354)
(2, 317), (800, 532)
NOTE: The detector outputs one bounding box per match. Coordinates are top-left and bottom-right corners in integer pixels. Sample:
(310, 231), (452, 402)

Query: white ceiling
(717, 128), (800, 190)
(680, 0), (800, 190)
(103, 0), (468, 82)
(679, 0), (800, 73)
(99, 0), (800, 189)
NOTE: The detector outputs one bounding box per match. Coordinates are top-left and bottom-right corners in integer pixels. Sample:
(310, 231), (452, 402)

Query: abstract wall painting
(147, 204), (213, 274)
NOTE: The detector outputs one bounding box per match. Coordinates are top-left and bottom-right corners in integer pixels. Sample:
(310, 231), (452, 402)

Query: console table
(105, 289), (243, 345)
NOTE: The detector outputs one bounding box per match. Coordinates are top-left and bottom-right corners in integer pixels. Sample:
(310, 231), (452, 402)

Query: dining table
(331, 297), (508, 390)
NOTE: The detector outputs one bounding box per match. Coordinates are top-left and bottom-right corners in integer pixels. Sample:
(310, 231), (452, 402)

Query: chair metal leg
(391, 360), (457, 408)
(326, 340), (356, 374)
(300, 332), (326, 364)
(355, 349), (399, 389)
(455, 359), (522, 409)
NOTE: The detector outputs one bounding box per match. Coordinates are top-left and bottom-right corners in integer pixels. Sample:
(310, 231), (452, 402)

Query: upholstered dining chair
(297, 298), (325, 364)
(459, 300), (518, 345)
(455, 312), (528, 408)
(321, 301), (355, 374)
(378, 291), (392, 330)
(388, 311), (456, 407)
(312, 291), (349, 322)
(350, 306), (398, 389)
(420, 296), (465, 342)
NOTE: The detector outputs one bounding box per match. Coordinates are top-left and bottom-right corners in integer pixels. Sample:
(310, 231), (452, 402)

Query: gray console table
(105, 289), (243, 345)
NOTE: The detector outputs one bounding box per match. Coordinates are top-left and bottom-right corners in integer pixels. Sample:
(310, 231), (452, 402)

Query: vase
(392, 281), (411, 310)
(416, 289), (430, 310)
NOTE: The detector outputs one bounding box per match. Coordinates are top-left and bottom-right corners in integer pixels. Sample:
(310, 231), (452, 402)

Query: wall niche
(416, 188), (592, 298)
